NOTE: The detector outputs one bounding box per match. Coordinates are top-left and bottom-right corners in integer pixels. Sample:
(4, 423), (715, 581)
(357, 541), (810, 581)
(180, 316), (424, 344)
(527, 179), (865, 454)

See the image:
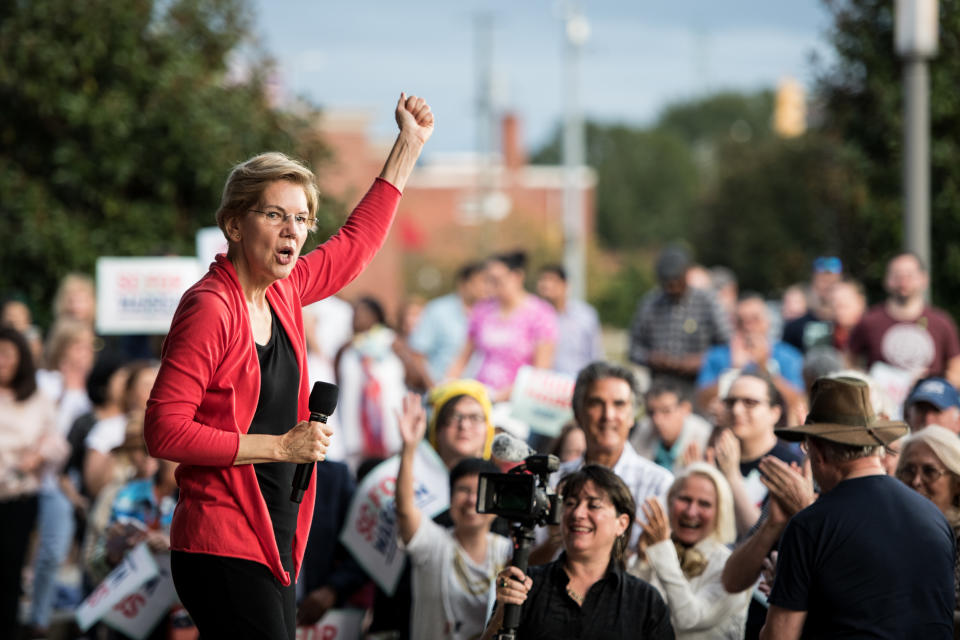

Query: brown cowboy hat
(775, 376), (907, 447)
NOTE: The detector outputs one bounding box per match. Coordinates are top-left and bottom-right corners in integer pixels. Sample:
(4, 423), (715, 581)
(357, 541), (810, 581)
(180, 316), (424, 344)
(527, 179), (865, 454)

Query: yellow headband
(427, 379), (494, 460)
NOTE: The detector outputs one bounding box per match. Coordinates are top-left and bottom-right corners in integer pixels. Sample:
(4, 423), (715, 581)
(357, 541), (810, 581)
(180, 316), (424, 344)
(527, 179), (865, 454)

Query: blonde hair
(667, 462), (737, 545)
(43, 319), (93, 370)
(215, 152), (320, 238)
(53, 273), (95, 321)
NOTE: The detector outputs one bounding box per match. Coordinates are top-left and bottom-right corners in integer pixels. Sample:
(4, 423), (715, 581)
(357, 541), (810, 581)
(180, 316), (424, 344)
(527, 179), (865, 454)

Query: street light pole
(895, 0), (938, 278)
(902, 58), (930, 269)
(562, 2), (589, 301)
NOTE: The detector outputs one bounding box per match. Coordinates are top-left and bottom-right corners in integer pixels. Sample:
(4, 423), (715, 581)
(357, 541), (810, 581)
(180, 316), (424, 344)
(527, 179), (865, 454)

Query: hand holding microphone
(290, 382), (339, 503)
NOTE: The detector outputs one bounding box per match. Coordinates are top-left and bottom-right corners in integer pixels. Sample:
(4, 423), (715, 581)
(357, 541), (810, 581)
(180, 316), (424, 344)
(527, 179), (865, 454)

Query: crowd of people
(2, 102), (960, 638)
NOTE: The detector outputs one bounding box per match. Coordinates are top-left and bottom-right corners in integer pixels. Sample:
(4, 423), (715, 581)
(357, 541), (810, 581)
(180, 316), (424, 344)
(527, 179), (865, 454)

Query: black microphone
(290, 381), (339, 503)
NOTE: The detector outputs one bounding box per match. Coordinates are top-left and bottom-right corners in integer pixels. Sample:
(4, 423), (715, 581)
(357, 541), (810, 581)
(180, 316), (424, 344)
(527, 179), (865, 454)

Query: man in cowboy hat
(759, 376), (955, 640)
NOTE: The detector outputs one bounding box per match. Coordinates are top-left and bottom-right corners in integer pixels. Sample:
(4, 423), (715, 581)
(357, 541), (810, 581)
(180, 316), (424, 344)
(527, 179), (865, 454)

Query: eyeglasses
(451, 413), (486, 427)
(722, 396), (767, 410)
(897, 463), (949, 484)
(250, 208), (316, 230)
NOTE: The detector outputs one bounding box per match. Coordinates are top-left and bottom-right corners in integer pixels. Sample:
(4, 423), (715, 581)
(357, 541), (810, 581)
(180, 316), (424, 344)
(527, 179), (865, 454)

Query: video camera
(476, 454), (561, 527)
(476, 450), (562, 640)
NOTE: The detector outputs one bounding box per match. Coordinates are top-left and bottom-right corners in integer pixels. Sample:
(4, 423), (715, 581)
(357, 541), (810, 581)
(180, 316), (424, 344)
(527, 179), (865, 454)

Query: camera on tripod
(476, 453), (562, 528)
(476, 451), (562, 639)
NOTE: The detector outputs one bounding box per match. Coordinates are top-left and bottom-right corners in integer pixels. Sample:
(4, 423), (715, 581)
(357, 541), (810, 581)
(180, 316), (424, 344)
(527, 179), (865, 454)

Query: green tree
(532, 123), (700, 249)
(693, 134), (869, 293)
(817, 0), (960, 313)
(0, 0), (337, 327)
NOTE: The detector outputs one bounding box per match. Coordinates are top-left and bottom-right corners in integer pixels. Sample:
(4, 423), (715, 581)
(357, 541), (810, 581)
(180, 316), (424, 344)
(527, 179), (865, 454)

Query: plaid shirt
(628, 287), (730, 376)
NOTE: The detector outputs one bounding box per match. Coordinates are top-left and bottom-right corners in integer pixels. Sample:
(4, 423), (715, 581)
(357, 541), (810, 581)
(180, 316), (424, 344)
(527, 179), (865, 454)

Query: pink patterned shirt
(468, 295), (557, 392)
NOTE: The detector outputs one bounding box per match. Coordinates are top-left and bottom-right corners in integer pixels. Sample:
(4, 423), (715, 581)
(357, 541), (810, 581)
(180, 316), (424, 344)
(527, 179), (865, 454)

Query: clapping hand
(395, 93), (434, 145)
(759, 456), (815, 525)
(712, 428), (741, 479)
(638, 496), (672, 546)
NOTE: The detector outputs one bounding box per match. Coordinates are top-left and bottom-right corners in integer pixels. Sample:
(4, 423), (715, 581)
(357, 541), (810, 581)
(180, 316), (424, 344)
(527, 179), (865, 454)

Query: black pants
(0, 495), (38, 638)
(171, 551), (295, 640)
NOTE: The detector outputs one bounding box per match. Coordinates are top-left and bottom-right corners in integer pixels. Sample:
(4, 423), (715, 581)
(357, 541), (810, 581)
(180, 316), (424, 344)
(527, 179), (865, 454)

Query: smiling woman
(482, 465), (674, 640)
(629, 463), (751, 639)
(144, 93), (434, 639)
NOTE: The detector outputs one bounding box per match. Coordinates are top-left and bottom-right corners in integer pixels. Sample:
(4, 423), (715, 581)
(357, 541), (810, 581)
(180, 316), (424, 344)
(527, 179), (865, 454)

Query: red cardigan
(144, 178), (400, 586)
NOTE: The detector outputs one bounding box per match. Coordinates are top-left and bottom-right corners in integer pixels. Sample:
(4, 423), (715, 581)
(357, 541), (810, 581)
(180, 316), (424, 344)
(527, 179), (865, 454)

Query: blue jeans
(29, 486), (75, 628)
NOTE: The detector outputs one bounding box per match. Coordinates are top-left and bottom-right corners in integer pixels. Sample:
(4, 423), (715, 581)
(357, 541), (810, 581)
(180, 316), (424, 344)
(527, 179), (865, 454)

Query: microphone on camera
(491, 432), (536, 462)
(290, 381), (339, 503)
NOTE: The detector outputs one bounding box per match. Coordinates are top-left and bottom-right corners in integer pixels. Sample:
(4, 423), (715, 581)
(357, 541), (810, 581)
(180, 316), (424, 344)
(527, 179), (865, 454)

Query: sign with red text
(102, 552), (177, 640)
(340, 443), (449, 595)
(295, 609), (364, 640)
(96, 257), (201, 334)
(509, 365), (575, 437)
(76, 543), (159, 631)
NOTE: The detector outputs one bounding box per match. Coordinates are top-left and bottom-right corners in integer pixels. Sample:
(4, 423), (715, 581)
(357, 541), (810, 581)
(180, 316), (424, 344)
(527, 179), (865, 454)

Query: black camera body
(476, 454), (561, 527)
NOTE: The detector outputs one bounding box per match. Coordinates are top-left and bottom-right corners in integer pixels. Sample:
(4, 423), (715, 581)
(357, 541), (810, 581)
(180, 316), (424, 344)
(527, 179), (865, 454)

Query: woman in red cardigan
(144, 93), (433, 639)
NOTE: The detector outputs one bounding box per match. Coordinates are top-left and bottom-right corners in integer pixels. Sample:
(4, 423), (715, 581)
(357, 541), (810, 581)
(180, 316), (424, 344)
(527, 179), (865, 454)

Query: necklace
(566, 586), (584, 605)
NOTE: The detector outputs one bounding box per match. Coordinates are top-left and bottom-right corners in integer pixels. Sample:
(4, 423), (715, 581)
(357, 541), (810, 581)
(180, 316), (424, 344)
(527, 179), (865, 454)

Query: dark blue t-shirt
(769, 474), (955, 639)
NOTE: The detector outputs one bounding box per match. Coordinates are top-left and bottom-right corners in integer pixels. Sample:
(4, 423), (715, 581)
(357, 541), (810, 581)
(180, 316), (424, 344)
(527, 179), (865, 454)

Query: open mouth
(276, 247), (295, 265)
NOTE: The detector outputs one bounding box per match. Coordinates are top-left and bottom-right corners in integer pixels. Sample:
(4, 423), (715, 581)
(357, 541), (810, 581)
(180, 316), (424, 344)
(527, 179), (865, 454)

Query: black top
(300, 460), (368, 601)
(770, 475), (955, 639)
(781, 310), (830, 354)
(512, 555), (674, 640)
(740, 440), (803, 479)
(250, 307), (301, 573)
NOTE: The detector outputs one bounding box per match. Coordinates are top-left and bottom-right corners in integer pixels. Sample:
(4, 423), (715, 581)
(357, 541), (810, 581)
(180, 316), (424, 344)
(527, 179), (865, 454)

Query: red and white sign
(96, 257), (200, 334)
(340, 443), (449, 595)
(509, 366), (575, 437)
(296, 609), (364, 640)
(76, 543), (159, 631)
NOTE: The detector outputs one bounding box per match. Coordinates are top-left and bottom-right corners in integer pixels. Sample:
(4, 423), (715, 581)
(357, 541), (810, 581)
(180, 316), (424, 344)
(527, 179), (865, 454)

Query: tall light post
(562, 2), (589, 301)
(895, 0), (938, 275)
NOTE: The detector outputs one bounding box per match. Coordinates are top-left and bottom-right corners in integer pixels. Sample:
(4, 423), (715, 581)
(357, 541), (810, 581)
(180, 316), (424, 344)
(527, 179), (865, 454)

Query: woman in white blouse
(630, 462), (751, 639)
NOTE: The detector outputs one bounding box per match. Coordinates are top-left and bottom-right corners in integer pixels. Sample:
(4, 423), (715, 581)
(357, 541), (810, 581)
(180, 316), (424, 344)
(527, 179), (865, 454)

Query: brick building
(315, 110), (597, 319)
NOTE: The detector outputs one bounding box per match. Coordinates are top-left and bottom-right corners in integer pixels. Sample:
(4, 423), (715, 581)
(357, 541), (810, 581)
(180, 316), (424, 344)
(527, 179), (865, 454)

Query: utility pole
(562, 2), (589, 301)
(474, 13), (496, 230)
(895, 0), (938, 283)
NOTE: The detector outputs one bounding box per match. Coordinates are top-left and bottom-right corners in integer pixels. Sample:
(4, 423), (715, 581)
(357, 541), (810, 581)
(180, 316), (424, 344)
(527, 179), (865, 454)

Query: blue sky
(249, 1), (833, 155)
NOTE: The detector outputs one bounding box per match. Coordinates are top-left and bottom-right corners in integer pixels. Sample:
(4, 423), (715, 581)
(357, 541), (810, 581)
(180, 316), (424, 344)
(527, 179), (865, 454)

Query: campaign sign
(340, 443), (449, 595)
(76, 543), (159, 631)
(869, 361), (915, 421)
(96, 257), (201, 334)
(102, 552), (177, 640)
(509, 365), (575, 437)
(296, 609), (365, 640)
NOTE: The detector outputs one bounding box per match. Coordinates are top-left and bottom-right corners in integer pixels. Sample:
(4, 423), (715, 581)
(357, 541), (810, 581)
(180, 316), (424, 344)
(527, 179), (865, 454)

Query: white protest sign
(509, 365), (575, 437)
(76, 543), (160, 631)
(196, 226), (228, 269)
(869, 361), (916, 421)
(295, 608), (365, 640)
(102, 552), (177, 640)
(96, 257), (201, 334)
(340, 443), (449, 595)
